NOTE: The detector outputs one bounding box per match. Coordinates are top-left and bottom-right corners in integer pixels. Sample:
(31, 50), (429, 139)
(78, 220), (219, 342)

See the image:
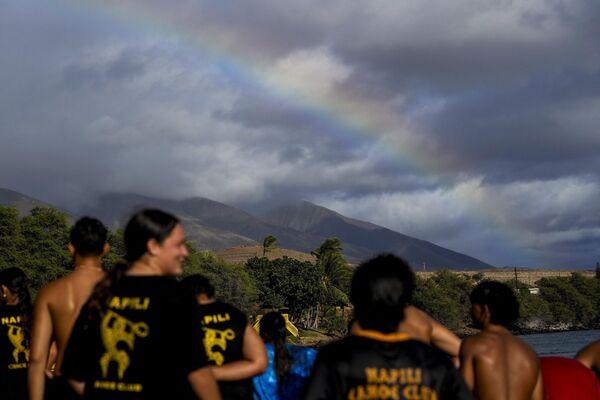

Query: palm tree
(262, 235), (278, 257)
(312, 238), (351, 306)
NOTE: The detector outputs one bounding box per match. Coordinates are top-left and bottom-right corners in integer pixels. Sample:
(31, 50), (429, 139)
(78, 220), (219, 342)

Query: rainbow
(60, 1), (541, 265)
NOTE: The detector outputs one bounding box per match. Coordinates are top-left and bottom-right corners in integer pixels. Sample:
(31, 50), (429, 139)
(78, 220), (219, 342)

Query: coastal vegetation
(1, 205), (599, 336)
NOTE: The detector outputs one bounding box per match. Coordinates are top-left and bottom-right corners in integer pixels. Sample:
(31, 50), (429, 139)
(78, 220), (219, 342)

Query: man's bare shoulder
(405, 305), (432, 322)
(37, 270), (104, 305)
(463, 330), (538, 363)
(462, 332), (492, 350)
(501, 331), (539, 362)
(461, 331), (502, 357)
(35, 277), (68, 303)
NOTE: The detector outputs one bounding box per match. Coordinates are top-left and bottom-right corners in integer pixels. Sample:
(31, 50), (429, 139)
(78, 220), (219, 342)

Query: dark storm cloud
(331, 1), (600, 90)
(61, 49), (149, 90)
(1, 0), (600, 266)
(421, 66), (600, 179)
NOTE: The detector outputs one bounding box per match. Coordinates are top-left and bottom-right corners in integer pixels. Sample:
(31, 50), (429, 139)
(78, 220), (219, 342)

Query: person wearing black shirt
(0, 267), (33, 400)
(182, 274), (267, 399)
(302, 254), (474, 400)
(61, 209), (220, 400)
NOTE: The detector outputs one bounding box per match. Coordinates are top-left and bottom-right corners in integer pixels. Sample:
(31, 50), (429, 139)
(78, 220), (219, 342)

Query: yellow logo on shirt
(1, 316), (22, 325)
(6, 323), (29, 366)
(348, 367), (439, 400)
(109, 296), (150, 310)
(203, 327), (235, 366)
(99, 310), (149, 379)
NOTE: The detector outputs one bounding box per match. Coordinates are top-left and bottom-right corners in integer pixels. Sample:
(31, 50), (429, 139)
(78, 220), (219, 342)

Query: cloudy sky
(1, 0), (599, 268)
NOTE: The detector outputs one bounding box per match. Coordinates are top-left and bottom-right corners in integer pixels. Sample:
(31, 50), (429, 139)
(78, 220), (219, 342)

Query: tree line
(412, 270), (600, 333)
(1, 205), (599, 335)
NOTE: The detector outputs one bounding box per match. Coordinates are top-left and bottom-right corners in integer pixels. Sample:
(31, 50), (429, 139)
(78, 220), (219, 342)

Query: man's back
(29, 267), (105, 400)
(40, 267), (105, 370)
(460, 326), (542, 400)
(29, 215), (110, 400)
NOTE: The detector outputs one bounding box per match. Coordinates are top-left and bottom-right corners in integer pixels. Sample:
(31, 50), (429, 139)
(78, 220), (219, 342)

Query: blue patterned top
(253, 343), (317, 400)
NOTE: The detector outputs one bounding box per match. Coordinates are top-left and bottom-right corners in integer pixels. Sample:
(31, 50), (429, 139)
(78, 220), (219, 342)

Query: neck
(6, 296), (20, 306)
(482, 322), (508, 333)
(197, 295), (215, 305)
(128, 258), (163, 276)
(74, 255), (103, 271)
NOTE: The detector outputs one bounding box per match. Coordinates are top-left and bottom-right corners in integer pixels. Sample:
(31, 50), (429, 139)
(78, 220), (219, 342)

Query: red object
(541, 356), (600, 399)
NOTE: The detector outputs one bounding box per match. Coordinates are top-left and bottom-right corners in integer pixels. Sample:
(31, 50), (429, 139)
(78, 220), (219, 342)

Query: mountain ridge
(0, 188), (76, 222)
(0, 187), (492, 269)
(263, 200), (492, 270)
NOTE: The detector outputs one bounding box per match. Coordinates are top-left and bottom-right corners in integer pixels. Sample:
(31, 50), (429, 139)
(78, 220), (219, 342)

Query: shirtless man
(28, 217), (109, 400)
(460, 281), (543, 400)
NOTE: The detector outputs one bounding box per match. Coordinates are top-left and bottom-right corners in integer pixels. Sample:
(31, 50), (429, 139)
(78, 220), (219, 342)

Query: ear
(482, 304), (492, 320)
(147, 238), (160, 256)
(68, 243), (76, 255)
(102, 242), (110, 255)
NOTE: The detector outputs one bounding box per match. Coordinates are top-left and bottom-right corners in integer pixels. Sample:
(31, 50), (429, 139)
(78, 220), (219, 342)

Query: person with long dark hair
(61, 209), (220, 399)
(0, 267), (33, 400)
(253, 312), (316, 400)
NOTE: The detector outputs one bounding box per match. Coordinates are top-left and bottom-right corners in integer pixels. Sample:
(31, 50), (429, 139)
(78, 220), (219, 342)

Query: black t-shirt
(0, 305), (29, 400)
(198, 301), (251, 399)
(62, 276), (209, 400)
(302, 330), (474, 400)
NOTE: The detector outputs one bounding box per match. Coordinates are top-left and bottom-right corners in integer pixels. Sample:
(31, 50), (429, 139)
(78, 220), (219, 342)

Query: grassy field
(215, 245), (316, 264)
(416, 268), (596, 286)
(215, 245), (594, 287)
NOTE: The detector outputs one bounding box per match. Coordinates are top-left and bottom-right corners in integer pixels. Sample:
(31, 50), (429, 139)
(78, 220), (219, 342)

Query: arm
(576, 340), (600, 371)
(531, 366), (544, 400)
(430, 317), (462, 367)
(46, 342), (58, 377)
(211, 324), (268, 381)
(68, 380), (85, 396)
(28, 288), (53, 400)
(188, 367), (221, 400)
(441, 361), (476, 400)
(459, 338), (476, 391)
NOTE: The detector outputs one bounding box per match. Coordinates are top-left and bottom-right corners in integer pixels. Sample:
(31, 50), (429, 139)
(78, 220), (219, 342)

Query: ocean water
(518, 329), (600, 358)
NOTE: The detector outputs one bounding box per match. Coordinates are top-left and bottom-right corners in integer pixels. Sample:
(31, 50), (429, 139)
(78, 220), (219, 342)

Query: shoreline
(455, 324), (600, 338)
(513, 325), (600, 336)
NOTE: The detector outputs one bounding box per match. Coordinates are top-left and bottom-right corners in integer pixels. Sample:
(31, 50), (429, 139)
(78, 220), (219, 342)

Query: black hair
(181, 274), (215, 299)
(350, 254), (414, 333)
(70, 217), (108, 257)
(0, 267), (33, 345)
(470, 281), (520, 326)
(259, 312), (292, 384)
(87, 209), (179, 318)
(121, 209), (180, 264)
